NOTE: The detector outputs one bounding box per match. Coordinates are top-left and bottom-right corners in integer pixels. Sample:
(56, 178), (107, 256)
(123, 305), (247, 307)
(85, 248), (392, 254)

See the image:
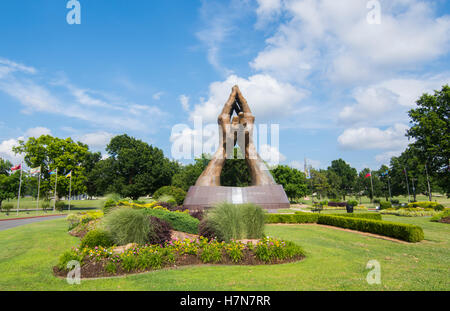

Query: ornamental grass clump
(103, 208), (151, 245)
(202, 203), (266, 242)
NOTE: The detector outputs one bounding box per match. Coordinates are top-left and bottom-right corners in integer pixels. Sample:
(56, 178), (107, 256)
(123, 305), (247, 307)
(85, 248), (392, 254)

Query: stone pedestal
(183, 185), (290, 210)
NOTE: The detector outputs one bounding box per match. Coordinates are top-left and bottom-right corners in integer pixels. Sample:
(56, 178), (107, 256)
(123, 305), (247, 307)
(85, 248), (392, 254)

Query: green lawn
(0, 198), (102, 220)
(0, 214), (448, 291)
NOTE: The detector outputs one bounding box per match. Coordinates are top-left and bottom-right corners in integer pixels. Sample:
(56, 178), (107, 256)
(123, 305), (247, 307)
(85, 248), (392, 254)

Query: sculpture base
(183, 185), (290, 210)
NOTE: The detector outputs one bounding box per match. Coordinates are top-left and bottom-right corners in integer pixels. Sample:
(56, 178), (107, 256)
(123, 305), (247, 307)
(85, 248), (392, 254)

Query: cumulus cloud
(0, 138), (23, 164)
(337, 123), (410, 150)
(77, 131), (115, 149)
(251, 0), (450, 84)
(338, 74), (449, 126)
(179, 95), (190, 111)
(189, 74), (308, 123)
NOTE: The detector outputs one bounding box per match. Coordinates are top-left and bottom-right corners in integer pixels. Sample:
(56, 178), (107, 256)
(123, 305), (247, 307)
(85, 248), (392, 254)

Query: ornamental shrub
(379, 201), (392, 210)
(267, 212), (319, 224)
(373, 199), (381, 204)
(55, 201), (67, 212)
(103, 208), (151, 245)
(2, 203), (13, 214)
(148, 216), (172, 245)
(198, 219), (217, 240)
(153, 186), (187, 205)
(407, 201), (444, 211)
(81, 229), (114, 248)
(317, 215), (424, 242)
(331, 213), (382, 220)
(142, 208), (199, 234)
(430, 209), (450, 223)
(347, 200), (358, 207)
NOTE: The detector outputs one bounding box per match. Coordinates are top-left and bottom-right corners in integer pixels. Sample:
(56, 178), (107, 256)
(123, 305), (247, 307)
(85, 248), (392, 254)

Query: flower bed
(54, 236), (305, 279)
(380, 208), (439, 217)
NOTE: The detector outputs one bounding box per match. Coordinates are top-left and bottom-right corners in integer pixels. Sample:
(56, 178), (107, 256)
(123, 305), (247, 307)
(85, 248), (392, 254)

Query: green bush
(58, 249), (84, 270)
(408, 201), (445, 211)
(317, 215), (424, 242)
(142, 208), (199, 234)
(81, 229), (114, 248)
(319, 200), (328, 206)
(55, 201), (67, 212)
(379, 201), (392, 210)
(152, 186), (186, 205)
(347, 200), (358, 207)
(267, 212), (319, 224)
(391, 199), (400, 205)
(41, 200), (50, 211)
(103, 208), (151, 245)
(331, 213), (382, 220)
(430, 209), (450, 223)
(1, 203), (13, 214)
(373, 199), (381, 204)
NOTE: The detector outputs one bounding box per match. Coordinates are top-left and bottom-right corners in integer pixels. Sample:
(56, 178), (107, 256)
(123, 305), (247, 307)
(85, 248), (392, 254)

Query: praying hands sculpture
(195, 85), (276, 187)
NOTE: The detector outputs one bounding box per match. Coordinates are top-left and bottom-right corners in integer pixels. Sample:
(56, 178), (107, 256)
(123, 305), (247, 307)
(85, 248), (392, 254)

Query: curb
(0, 214), (67, 222)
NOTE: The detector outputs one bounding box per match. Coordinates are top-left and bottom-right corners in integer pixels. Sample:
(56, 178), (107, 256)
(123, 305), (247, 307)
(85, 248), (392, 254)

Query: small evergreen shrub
(347, 200), (358, 207)
(267, 212), (319, 224)
(153, 186), (186, 205)
(55, 201), (67, 212)
(317, 215), (424, 242)
(2, 203), (13, 214)
(331, 213), (382, 220)
(142, 208), (199, 234)
(81, 229), (114, 248)
(103, 208), (151, 245)
(430, 209), (450, 223)
(379, 201), (392, 210)
(198, 219), (217, 240)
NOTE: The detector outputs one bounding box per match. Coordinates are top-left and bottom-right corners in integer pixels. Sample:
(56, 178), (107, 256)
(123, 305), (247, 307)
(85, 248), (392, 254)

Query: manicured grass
(0, 216), (448, 290)
(0, 199), (102, 219)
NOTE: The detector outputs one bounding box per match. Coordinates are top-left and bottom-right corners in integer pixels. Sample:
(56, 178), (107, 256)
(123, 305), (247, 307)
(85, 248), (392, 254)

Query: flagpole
(68, 173), (72, 211)
(369, 170), (374, 203)
(36, 167), (41, 215)
(53, 168), (58, 212)
(17, 162), (23, 216)
(404, 167), (411, 203)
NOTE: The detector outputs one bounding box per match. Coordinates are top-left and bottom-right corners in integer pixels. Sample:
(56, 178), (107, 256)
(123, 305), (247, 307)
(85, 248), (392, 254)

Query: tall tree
(0, 158), (12, 175)
(13, 135), (92, 199)
(407, 85), (450, 196)
(102, 134), (177, 200)
(271, 165), (308, 201)
(309, 169), (330, 200)
(327, 159), (357, 200)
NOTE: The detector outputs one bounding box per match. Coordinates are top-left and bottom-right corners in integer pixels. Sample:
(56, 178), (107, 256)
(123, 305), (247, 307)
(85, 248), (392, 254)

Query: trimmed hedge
(266, 212), (319, 224)
(317, 215), (424, 242)
(142, 208), (199, 234)
(331, 213), (382, 221)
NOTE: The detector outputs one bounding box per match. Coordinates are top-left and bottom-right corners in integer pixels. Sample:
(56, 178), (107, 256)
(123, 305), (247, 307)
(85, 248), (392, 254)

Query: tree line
(0, 85), (448, 207)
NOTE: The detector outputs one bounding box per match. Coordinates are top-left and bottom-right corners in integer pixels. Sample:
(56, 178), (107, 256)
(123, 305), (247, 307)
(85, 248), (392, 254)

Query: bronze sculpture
(183, 85), (289, 210)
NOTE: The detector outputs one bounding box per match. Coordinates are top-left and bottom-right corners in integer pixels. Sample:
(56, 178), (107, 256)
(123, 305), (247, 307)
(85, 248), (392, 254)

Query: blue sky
(0, 0), (449, 172)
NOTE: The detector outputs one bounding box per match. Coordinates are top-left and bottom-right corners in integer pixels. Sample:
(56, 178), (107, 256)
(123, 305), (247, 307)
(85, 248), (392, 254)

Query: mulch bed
(53, 249), (304, 279)
(438, 217), (450, 224)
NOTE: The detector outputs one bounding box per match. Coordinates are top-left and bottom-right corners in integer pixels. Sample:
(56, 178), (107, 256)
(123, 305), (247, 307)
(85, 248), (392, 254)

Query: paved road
(0, 215), (66, 231)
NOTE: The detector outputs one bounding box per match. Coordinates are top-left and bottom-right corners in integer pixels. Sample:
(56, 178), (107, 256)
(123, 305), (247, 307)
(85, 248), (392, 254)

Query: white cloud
(260, 143), (286, 166)
(290, 158), (321, 170)
(255, 0), (282, 27)
(152, 92), (164, 100)
(25, 127), (52, 138)
(375, 150), (403, 165)
(337, 123), (410, 150)
(189, 74), (308, 123)
(0, 138), (23, 164)
(179, 95), (190, 111)
(77, 131), (115, 149)
(252, 0), (450, 84)
(338, 74), (449, 126)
